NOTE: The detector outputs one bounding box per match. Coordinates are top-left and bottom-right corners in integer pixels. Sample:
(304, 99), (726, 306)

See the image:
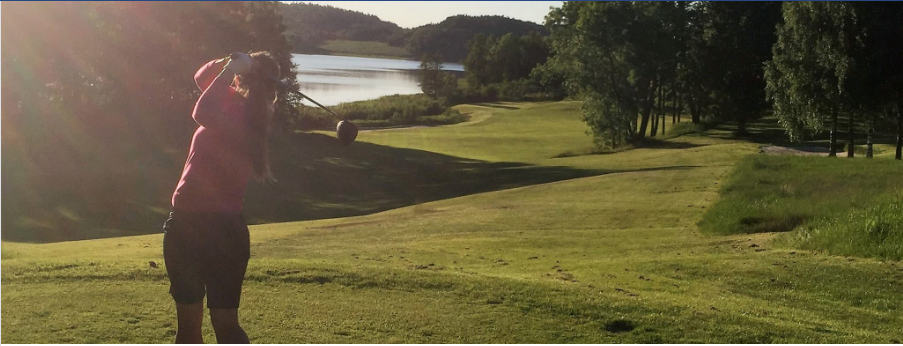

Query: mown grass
(317, 40), (410, 59)
(699, 155), (903, 259)
(3, 101), (902, 343)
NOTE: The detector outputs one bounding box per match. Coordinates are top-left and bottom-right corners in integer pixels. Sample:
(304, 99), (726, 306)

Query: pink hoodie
(171, 60), (254, 213)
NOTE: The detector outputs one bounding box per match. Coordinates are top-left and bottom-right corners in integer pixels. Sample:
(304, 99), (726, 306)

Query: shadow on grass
(634, 138), (708, 149)
(554, 138), (707, 158)
(475, 102), (520, 110)
(706, 116), (899, 149)
(242, 132), (608, 225)
(2, 132), (608, 242)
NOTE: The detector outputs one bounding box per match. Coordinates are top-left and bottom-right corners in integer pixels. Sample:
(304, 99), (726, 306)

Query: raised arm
(191, 64), (236, 129)
(191, 54), (252, 129)
(194, 58), (228, 91)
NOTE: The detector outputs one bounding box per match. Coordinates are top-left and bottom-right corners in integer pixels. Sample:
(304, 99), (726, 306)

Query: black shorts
(162, 209), (250, 309)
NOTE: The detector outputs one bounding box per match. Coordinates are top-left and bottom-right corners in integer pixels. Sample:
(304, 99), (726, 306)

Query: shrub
(290, 94), (449, 130)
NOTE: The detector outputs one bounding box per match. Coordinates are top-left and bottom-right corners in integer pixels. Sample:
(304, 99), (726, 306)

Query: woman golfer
(163, 51), (280, 343)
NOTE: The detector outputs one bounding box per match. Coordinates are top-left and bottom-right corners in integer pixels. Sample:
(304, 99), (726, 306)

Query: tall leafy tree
(543, 1), (687, 146)
(419, 53), (457, 99)
(464, 32), (550, 87)
(464, 34), (494, 86)
(700, 2), (781, 135)
(765, 2), (889, 158)
(857, 3), (903, 160)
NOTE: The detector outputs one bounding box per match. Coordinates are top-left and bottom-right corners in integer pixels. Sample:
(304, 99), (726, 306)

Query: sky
(295, 1), (563, 28)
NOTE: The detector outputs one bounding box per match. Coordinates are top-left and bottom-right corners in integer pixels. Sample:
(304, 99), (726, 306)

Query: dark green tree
(464, 34), (494, 86)
(765, 2), (877, 158)
(407, 15), (546, 62)
(699, 2), (781, 135)
(418, 53), (457, 99)
(464, 32), (550, 88)
(543, 2), (687, 146)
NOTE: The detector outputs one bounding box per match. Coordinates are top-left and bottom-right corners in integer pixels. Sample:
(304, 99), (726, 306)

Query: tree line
(278, 2), (407, 53)
(278, 2), (548, 63)
(539, 1), (902, 158)
(407, 15), (547, 62)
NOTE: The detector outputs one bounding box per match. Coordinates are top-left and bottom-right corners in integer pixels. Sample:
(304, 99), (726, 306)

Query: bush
(418, 108), (469, 126)
(291, 94), (449, 130)
(453, 78), (560, 104)
(665, 122), (708, 138)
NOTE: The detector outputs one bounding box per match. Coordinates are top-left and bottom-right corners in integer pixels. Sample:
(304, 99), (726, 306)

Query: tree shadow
(475, 102), (520, 110)
(2, 132), (609, 242)
(634, 137), (709, 149)
(705, 116), (898, 148)
(554, 138), (707, 158)
(242, 133), (607, 224)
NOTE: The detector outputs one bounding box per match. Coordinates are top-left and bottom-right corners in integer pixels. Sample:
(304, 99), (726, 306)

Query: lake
(292, 54), (465, 106)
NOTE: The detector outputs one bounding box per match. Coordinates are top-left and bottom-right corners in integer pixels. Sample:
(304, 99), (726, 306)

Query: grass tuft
(782, 194), (903, 261)
(700, 154), (903, 259)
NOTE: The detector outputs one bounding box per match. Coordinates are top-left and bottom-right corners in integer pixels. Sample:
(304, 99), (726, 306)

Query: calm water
(292, 54), (465, 106)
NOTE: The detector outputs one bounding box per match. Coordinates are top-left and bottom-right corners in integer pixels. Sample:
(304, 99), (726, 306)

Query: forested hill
(407, 15), (547, 62)
(278, 4), (547, 62)
(278, 3), (407, 53)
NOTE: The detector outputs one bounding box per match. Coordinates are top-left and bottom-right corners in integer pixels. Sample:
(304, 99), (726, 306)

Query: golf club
(298, 91), (358, 145)
(224, 54), (357, 144)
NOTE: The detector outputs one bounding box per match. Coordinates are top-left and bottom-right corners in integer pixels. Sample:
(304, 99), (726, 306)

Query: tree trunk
(847, 112), (855, 158)
(829, 109), (838, 157)
(638, 109), (650, 139)
(639, 79), (656, 138)
(866, 112), (874, 159)
(690, 98), (700, 124)
(661, 112), (666, 136)
(659, 81), (666, 136)
(896, 104), (902, 160)
(650, 110), (658, 137)
(643, 79), (658, 137)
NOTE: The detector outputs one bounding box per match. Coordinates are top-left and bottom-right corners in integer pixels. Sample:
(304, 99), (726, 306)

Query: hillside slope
(279, 3), (407, 53)
(407, 15), (547, 61)
(3, 102), (901, 343)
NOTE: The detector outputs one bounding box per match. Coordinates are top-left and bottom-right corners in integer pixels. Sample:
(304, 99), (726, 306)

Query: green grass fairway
(3, 102), (902, 343)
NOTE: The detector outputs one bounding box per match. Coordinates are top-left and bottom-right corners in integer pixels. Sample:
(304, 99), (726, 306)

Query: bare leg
(175, 302), (204, 344)
(210, 308), (249, 344)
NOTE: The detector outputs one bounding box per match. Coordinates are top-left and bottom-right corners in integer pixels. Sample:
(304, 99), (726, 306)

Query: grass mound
(699, 155), (903, 259)
(784, 194), (903, 260)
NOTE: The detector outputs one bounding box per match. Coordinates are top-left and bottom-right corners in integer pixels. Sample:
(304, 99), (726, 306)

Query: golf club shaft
(298, 91), (340, 118)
